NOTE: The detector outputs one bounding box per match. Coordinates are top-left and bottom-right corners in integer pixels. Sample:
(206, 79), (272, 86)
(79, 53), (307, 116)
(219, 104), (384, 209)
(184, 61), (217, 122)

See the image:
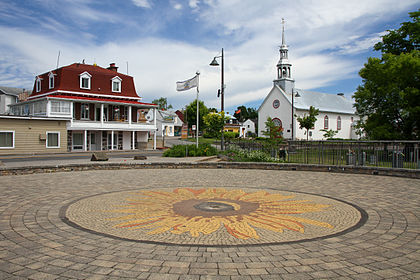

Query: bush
(163, 143), (217, 157)
(223, 131), (239, 140)
(222, 145), (283, 163)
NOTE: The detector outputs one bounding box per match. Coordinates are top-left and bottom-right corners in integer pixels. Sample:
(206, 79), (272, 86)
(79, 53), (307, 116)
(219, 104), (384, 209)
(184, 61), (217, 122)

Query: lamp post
(210, 48), (225, 150)
(291, 89), (300, 140)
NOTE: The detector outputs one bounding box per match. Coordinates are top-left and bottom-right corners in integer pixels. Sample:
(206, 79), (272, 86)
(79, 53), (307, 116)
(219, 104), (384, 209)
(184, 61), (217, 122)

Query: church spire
(281, 18), (286, 46)
(274, 18), (295, 94)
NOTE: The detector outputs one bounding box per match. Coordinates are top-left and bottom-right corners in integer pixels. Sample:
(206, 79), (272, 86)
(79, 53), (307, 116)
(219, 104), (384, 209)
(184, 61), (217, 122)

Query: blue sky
(0, 0), (418, 113)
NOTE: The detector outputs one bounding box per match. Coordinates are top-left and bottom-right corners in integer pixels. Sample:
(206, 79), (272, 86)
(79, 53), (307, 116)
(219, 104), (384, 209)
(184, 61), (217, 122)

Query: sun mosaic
(65, 187), (363, 245)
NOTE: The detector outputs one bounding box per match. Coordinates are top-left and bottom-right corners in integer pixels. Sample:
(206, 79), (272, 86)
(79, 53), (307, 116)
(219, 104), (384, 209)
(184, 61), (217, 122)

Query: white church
(258, 22), (359, 140)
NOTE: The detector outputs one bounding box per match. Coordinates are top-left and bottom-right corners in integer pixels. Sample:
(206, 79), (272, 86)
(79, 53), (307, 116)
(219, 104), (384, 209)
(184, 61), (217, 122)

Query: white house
(240, 119), (256, 137)
(258, 22), (359, 140)
(0, 86), (30, 114)
(147, 109), (183, 137)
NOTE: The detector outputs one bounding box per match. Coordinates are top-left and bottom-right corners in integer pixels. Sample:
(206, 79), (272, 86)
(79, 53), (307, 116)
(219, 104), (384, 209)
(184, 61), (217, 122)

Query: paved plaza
(0, 168), (419, 279)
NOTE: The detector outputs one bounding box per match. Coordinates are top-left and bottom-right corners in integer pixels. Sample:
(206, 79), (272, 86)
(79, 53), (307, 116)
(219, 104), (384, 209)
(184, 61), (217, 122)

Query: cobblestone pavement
(0, 168), (419, 279)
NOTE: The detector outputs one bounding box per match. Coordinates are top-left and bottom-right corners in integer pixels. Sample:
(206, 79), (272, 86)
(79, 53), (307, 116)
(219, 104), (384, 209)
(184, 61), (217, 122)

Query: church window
(272, 118), (282, 128)
(324, 115), (329, 129)
(337, 116), (341, 130)
(273, 99), (280, 109)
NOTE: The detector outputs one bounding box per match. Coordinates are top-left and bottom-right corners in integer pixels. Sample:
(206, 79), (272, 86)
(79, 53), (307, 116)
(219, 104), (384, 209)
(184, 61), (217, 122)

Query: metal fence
(227, 139), (420, 169)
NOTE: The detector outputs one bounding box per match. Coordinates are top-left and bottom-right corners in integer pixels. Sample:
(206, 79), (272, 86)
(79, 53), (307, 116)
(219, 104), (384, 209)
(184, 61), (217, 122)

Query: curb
(1, 161), (419, 179)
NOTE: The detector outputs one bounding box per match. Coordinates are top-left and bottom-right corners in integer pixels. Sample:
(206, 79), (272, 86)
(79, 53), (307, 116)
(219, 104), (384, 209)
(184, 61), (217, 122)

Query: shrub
(222, 145), (283, 163)
(163, 143), (217, 157)
(223, 131), (239, 140)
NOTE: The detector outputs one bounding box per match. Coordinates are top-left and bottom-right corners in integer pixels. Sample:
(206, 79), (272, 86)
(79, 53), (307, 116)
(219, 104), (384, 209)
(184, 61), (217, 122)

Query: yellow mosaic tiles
(110, 188), (334, 240)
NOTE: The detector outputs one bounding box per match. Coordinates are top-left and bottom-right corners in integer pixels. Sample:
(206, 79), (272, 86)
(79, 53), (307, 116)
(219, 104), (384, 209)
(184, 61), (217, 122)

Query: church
(258, 22), (359, 140)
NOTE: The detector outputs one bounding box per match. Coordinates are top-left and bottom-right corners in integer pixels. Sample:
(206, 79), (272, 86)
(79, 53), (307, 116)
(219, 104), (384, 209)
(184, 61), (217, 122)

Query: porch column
(46, 99), (51, 117)
(70, 102), (74, 125)
(100, 104), (104, 125)
(153, 130), (156, 150)
(132, 131), (135, 150)
(111, 130), (114, 150)
(84, 130), (87, 151)
(128, 106), (132, 125)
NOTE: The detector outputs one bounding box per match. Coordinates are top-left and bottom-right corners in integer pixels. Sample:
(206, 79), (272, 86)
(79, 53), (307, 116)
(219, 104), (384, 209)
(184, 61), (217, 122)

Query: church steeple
(274, 18), (295, 94)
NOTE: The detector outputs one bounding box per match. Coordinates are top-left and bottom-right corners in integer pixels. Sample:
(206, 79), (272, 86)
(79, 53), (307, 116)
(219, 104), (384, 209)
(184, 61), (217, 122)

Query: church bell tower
(273, 18), (295, 94)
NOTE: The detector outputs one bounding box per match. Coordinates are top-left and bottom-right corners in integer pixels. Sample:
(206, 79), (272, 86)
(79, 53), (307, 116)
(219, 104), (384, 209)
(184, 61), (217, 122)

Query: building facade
(258, 22), (359, 140)
(9, 63), (158, 152)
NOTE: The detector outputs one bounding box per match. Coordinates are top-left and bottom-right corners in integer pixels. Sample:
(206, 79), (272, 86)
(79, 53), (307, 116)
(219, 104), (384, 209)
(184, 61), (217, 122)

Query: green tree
(185, 99), (209, 131)
(262, 117), (283, 144)
(233, 106), (258, 122)
(374, 10), (419, 55)
(152, 97), (173, 110)
(354, 11), (420, 139)
(203, 112), (229, 138)
(296, 106), (319, 140)
(320, 129), (338, 139)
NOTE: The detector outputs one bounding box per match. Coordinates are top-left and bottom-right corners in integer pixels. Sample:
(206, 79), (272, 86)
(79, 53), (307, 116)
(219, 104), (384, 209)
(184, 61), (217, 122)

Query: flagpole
(195, 72), (200, 148)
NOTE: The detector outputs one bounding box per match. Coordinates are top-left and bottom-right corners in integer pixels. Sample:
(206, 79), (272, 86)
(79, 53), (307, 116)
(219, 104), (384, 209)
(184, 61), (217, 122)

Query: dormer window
(111, 76), (122, 93)
(79, 72), (92, 90)
(48, 72), (55, 89)
(35, 76), (42, 92)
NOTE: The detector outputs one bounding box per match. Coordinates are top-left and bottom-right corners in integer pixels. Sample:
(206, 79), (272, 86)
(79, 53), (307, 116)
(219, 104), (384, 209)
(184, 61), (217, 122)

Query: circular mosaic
(64, 187), (365, 246)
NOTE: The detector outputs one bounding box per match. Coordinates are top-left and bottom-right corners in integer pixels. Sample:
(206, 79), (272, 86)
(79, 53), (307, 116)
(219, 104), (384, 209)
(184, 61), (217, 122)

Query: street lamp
(291, 88), (300, 140)
(210, 48), (225, 150)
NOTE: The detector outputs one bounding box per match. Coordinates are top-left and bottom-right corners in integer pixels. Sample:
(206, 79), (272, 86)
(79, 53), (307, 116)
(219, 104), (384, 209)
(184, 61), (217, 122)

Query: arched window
(324, 115), (329, 129)
(337, 116), (341, 130)
(288, 67), (291, 78)
(272, 118), (282, 128)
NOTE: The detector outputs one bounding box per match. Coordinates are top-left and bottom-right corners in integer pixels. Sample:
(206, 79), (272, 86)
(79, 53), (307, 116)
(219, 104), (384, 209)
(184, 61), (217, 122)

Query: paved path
(0, 168), (419, 279)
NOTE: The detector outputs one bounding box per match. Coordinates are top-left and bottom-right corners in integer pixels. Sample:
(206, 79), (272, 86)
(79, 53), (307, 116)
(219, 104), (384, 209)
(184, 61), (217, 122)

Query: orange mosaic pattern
(110, 188), (334, 240)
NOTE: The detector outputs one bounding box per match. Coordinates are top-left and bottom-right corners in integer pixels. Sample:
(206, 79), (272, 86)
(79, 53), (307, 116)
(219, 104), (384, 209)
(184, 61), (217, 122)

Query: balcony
(68, 119), (156, 131)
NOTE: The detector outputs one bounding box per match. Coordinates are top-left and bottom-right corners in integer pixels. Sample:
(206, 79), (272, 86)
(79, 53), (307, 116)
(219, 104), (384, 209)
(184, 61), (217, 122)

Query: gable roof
(29, 63), (139, 99)
(293, 89), (355, 114)
(258, 84), (356, 115)
(0, 86), (31, 97)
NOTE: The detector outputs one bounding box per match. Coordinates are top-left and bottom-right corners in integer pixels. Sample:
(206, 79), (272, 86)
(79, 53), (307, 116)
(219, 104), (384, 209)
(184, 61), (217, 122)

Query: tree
(374, 10), (419, 55)
(152, 97), (173, 110)
(354, 11), (420, 139)
(185, 99), (209, 131)
(262, 117), (283, 144)
(233, 106), (258, 122)
(296, 106), (319, 140)
(203, 112), (229, 138)
(320, 129), (338, 139)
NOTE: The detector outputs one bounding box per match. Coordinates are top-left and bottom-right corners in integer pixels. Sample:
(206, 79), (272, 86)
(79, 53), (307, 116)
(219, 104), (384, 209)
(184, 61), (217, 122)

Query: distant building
(147, 109), (184, 137)
(0, 86), (31, 114)
(240, 119), (256, 137)
(258, 22), (359, 140)
(8, 62), (158, 152)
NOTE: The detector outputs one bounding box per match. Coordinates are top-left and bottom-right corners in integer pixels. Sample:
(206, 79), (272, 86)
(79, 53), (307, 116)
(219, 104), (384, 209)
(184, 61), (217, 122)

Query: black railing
(227, 139), (420, 169)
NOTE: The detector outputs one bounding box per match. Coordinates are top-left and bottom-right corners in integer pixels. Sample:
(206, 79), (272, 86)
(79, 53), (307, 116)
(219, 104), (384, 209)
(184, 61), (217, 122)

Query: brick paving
(0, 168), (419, 279)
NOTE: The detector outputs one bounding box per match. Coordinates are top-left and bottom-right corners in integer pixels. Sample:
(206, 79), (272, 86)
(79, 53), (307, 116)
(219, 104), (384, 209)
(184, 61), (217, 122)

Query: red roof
(30, 63), (140, 99)
(47, 94), (157, 107)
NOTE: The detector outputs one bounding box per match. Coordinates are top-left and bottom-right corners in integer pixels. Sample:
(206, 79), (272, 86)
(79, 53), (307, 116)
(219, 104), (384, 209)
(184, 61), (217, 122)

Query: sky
(0, 0), (418, 113)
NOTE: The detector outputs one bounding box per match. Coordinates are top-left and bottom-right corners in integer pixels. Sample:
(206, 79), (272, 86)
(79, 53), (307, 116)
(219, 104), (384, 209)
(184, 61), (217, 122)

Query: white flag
(176, 75), (198, 91)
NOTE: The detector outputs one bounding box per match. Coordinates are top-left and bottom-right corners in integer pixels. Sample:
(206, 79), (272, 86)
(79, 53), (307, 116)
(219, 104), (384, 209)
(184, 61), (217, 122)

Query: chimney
(107, 63), (118, 72)
(337, 93), (344, 96)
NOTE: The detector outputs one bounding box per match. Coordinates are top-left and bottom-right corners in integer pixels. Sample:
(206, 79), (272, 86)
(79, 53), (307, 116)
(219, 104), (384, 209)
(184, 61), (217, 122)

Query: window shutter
(89, 104), (95, 120)
(75, 103), (81, 120)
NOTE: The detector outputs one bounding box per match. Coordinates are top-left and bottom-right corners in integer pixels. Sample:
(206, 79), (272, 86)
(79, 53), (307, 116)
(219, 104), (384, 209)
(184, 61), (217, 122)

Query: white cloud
(132, 0), (152, 8)
(173, 3), (182, 10)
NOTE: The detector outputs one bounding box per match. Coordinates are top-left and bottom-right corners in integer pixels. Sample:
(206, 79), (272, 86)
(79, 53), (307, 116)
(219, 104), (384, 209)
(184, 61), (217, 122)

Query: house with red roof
(8, 62), (158, 152)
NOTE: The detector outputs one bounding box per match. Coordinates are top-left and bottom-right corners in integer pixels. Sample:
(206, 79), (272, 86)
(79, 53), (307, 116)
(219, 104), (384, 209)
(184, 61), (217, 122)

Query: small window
(48, 72), (55, 89)
(0, 131), (14, 149)
(36, 77), (42, 92)
(46, 132), (60, 148)
(111, 76), (122, 93)
(79, 72), (92, 89)
(324, 115), (329, 129)
(337, 116), (341, 130)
